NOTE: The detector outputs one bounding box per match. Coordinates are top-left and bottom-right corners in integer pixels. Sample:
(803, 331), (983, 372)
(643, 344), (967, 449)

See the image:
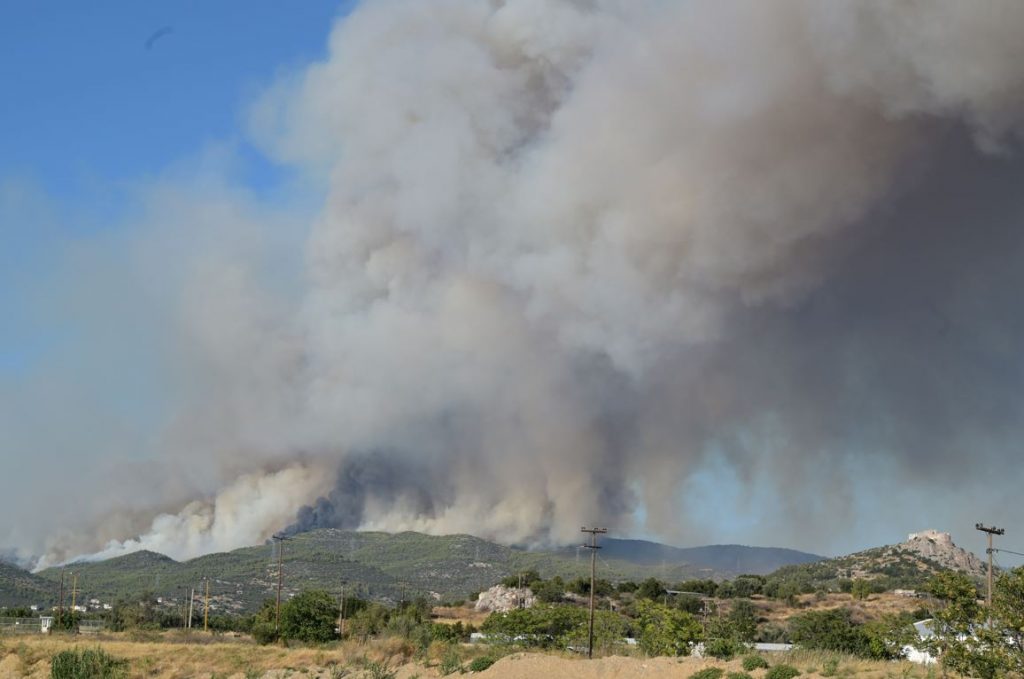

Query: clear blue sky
(1, 1), (350, 203)
(0, 1), (352, 377)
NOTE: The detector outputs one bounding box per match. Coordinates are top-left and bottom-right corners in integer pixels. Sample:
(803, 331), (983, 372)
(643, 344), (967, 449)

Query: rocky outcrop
(474, 585), (536, 613)
(901, 530), (985, 576)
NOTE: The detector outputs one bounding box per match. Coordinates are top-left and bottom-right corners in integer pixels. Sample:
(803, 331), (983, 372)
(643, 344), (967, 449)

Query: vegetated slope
(765, 530), (985, 592)
(28, 530), (715, 613)
(24, 529), (824, 614)
(593, 539), (822, 576)
(0, 560), (55, 607)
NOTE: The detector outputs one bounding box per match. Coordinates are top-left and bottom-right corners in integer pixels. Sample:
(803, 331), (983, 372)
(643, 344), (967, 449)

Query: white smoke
(38, 0), (1024, 563)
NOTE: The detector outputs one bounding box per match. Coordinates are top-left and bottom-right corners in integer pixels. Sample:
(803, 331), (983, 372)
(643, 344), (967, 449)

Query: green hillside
(0, 561), (55, 607)
(24, 529), (722, 613)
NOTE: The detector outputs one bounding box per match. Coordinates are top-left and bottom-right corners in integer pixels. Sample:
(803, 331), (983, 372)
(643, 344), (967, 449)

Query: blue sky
(1, 1), (352, 378)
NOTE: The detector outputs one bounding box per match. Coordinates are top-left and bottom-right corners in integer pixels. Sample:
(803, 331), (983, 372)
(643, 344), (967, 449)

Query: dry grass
(744, 593), (927, 625)
(430, 604), (489, 627)
(0, 633), (939, 679)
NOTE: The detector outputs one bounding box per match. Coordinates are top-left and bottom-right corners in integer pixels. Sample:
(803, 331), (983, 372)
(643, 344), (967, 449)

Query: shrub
(252, 621), (279, 645)
(742, 655), (770, 671)
(51, 648), (129, 679)
(728, 673), (753, 679)
(279, 590), (340, 643)
(705, 637), (743, 660)
(468, 656), (497, 672)
(439, 645), (462, 676)
(764, 664), (800, 679)
(821, 659), (839, 677)
(691, 668), (724, 679)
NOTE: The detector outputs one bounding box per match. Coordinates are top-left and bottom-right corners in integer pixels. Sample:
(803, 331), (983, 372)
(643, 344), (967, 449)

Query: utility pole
(338, 582), (347, 639)
(70, 572), (77, 621)
(976, 523), (1005, 616)
(581, 527), (608, 659)
(187, 587), (195, 630)
(57, 567), (65, 630)
(272, 533), (291, 633)
(204, 578), (210, 633)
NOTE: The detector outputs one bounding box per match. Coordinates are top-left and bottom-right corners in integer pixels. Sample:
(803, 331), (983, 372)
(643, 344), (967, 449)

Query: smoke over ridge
(30, 0), (1024, 565)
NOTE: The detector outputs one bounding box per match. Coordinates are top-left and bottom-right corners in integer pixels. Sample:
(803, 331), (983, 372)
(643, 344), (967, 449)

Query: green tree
(279, 589), (339, 644)
(636, 578), (666, 601)
(788, 608), (869, 656)
(924, 571), (996, 678)
(850, 579), (871, 601)
(634, 600), (701, 656)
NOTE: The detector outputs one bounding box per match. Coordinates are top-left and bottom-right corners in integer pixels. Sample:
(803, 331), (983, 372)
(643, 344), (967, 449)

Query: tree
(726, 599), (758, 643)
(788, 608), (869, 656)
(637, 578), (666, 601)
(634, 600), (701, 656)
(279, 589), (339, 644)
(924, 571), (996, 678)
(850, 579), (871, 601)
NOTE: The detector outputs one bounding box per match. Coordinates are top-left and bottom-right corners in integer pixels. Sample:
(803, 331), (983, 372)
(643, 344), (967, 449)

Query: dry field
(0, 633), (934, 679)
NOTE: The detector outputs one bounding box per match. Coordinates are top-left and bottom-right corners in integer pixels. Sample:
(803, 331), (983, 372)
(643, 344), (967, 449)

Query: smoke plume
(33, 0), (1024, 563)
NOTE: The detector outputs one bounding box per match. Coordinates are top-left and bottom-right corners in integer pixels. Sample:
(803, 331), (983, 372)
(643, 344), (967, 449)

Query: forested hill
(6, 530), (823, 612)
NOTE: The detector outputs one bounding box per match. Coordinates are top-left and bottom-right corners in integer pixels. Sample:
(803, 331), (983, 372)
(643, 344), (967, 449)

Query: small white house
(902, 619), (937, 665)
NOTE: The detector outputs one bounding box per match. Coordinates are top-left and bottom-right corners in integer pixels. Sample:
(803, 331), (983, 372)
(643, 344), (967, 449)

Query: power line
(991, 547), (1024, 559)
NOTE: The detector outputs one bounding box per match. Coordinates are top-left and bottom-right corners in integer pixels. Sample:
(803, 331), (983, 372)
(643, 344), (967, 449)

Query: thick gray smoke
(35, 0), (1024, 564)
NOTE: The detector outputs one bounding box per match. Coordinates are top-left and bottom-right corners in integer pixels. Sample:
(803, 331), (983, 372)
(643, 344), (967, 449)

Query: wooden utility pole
(273, 533), (291, 633)
(338, 582), (347, 639)
(204, 578), (210, 633)
(581, 527), (608, 659)
(976, 523), (1005, 615)
(70, 572), (77, 619)
(57, 567), (65, 629)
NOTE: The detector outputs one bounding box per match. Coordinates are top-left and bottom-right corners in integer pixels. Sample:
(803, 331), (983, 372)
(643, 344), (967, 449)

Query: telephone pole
(204, 578), (210, 633)
(338, 581), (347, 639)
(976, 523), (1005, 615)
(57, 567), (65, 629)
(581, 527), (608, 659)
(272, 534), (291, 633)
(70, 572), (77, 619)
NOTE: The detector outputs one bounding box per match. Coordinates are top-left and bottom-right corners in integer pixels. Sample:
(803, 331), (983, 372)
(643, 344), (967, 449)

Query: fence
(0, 617), (46, 634)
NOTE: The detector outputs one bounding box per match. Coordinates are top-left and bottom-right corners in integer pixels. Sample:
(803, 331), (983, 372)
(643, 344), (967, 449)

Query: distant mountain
(593, 539), (822, 576)
(9, 530), (818, 613)
(765, 529), (986, 591)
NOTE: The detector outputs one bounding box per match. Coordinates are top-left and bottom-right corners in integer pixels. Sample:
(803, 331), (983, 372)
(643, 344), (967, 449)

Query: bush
(251, 621), (279, 645)
(742, 655), (770, 671)
(728, 673), (753, 679)
(690, 668), (724, 679)
(468, 656), (497, 672)
(764, 664), (800, 679)
(51, 648), (129, 679)
(439, 645), (462, 676)
(705, 637), (744, 660)
(280, 590), (340, 643)
(821, 659), (839, 677)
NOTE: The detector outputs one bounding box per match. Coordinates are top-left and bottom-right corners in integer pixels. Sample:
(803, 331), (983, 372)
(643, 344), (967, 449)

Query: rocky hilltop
(902, 530), (985, 576)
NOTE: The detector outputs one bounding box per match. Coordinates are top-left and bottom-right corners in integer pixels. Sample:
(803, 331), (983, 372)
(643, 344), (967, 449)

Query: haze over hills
(590, 539), (822, 575)
(2, 530), (819, 612)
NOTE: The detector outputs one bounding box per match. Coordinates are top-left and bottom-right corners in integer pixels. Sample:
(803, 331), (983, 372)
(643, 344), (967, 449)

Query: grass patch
(51, 647), (129, 679)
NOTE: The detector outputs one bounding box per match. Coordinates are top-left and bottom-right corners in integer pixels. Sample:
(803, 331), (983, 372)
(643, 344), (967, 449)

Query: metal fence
(0, 617), (46, 634)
